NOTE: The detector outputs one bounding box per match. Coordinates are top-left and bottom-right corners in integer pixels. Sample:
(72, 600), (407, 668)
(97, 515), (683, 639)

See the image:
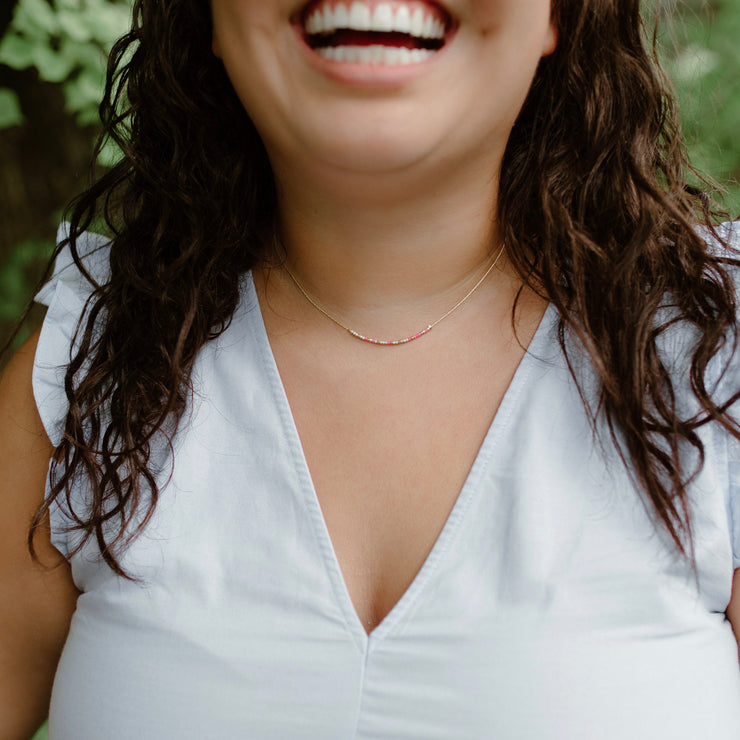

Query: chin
(289, 105), (446, 174)
(311, 133), (439, 176)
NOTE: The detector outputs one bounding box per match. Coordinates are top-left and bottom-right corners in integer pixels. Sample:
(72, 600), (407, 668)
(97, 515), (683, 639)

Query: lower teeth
(316, 45), (436, 65)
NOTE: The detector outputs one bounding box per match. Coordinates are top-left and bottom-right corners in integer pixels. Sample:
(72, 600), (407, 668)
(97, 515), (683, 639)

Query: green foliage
(0, 0), (736, 204)
(0, 237), (54, 324)
(0, 0), (738, 342)
(660, 0), (740, 215)
(0, 87), (23, 127)
(0, 1), (131, 338)
(31, 721), (49, 740)
(0, 0), (132, 127)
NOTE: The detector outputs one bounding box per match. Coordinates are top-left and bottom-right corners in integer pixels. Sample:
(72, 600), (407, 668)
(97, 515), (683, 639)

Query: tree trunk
(0, 62), (98, 347)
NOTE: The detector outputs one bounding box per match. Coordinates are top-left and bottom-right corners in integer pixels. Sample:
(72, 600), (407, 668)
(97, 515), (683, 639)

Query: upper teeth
(304, 2), (447, 40)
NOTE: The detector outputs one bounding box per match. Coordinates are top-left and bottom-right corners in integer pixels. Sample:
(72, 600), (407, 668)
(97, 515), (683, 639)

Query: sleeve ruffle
(32, 223), (111, 556)
(708, 222), (740, 569)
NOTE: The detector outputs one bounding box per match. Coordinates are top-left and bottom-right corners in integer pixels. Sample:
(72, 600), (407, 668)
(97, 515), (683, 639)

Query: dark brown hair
(18, 0), (740, 574)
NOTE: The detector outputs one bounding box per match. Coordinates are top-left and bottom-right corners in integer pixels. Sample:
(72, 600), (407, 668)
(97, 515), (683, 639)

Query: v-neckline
(245, 272), (556, 653)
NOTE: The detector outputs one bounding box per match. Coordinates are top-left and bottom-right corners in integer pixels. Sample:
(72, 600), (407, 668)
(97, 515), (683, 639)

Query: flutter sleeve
(710, 222), (740, 569)
(31, 222), (111, 556)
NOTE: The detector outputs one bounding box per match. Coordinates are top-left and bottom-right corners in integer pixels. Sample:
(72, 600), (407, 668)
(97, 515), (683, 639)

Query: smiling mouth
(299, 0), (453, 66)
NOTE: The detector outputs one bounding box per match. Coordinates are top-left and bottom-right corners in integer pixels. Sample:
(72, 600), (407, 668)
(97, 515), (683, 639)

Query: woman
(2, 0), (740, 736)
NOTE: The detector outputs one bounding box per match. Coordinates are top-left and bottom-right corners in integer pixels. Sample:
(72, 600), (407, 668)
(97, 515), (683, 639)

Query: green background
(0, 0), (735, 731)
(1, 0), (739, 356)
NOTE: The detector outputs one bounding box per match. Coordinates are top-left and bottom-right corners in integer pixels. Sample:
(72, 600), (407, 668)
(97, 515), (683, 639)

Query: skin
(211, 0), (560, 631)
(730, 572), (740, 663)
(210, 0), (740, 639)
(0, 0), (737, 729)
(210, 0), (558, 316)
(0, 331), (80, 739)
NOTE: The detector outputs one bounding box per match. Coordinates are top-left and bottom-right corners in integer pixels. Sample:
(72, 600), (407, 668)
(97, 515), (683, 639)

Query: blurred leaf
(56, 8), (94, 43)
(83, 0), (132, 45)
(62, 66), (105, 121)
(31, 43), (76, 83)
(0, 239), (54, 323)
(62, 38), (108, 73)
(0, 88), (24, 129)
(13, 0), (59, 37)
(670, 44), (721, 83)
(0, 33), (36, 70)
(97, 134), (123, 167)
(660, 0), (740, 217)
(0, 0), (132, 125)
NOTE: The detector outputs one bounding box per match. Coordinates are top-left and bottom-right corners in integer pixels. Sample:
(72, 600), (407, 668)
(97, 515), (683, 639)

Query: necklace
(282, 243), (506, 346)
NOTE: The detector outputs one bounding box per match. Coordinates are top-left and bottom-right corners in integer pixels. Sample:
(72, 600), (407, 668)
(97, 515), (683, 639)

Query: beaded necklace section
(283, 243), (506, 346)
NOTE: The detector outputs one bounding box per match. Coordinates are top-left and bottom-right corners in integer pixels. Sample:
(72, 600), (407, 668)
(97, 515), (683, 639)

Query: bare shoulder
(0, 326), (80, 583)
(0, 329), (56, 550)
(0, 330), (79, 740)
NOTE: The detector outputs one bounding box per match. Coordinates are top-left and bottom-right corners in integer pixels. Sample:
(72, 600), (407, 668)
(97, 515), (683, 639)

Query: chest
(270, 326), (537, 634)
(59, 306), (740, 739)
(123, 281), (730, 633)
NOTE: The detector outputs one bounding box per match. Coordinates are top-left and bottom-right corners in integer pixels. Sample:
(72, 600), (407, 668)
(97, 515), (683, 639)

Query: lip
(291, 0), (457, 88)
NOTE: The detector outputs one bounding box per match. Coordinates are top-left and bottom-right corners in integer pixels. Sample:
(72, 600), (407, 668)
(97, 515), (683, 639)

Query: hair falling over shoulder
(18, 0), (740, 575)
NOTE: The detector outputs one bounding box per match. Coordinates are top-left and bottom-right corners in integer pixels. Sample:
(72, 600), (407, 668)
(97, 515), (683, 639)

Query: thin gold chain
(282, 243), (506, 346)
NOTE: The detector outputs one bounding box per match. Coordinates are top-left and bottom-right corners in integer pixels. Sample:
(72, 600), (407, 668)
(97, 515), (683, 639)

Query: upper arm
(0, 330), (80, 739)
(727, 570), (740, 661)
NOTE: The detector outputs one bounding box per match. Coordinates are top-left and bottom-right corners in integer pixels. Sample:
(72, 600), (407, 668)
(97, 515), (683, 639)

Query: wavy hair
(18, 0), (740, 575)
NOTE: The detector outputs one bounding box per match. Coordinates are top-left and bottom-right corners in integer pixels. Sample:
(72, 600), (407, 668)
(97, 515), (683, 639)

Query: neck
(263, 153), (513, 333)
(283, 244), (506, 345)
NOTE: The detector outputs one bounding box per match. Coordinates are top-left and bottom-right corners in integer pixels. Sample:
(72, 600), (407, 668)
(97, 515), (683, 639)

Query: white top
(33, 224), (740, 739)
